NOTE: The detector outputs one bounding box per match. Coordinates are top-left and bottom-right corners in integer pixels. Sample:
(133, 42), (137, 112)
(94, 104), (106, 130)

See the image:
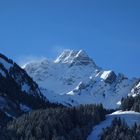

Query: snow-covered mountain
(24, 50), (139, 109)
(0, 53), (49, 118)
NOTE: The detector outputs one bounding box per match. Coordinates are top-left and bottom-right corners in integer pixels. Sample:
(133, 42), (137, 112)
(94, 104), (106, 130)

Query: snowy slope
(87, 111), (140, 140)
(24, 50), (139, 109)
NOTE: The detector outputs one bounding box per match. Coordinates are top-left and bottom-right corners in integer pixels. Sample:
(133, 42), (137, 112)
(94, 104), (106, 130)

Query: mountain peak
(54, 49), (95, 66)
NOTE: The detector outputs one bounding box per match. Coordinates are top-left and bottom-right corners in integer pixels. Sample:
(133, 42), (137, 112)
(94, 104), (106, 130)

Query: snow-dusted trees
(101, 118), (140, 140)
(5, 104), (106, 140)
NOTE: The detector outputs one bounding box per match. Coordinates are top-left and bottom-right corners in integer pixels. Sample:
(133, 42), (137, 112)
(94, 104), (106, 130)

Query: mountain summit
(24, 50), (139, 109)
(54, 50), (96, 66)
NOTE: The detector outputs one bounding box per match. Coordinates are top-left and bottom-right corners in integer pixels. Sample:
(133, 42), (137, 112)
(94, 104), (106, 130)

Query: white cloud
(17, 55), (46, 67)
(17, 46), (71, 67)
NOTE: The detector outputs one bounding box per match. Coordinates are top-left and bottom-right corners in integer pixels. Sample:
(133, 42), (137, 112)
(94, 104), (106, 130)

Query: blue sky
(0, 0), (140, 77)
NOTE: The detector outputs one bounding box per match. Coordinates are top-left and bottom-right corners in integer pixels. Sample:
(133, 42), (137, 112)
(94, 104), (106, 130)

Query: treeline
(2, 104), (106, 140)
(121, 95), (140, 112)
(100, 118), (140, 140)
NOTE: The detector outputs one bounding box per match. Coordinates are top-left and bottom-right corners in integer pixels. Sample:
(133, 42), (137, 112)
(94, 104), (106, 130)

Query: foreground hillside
(87, 111), (140, 140)
(88, 95), (140, 140)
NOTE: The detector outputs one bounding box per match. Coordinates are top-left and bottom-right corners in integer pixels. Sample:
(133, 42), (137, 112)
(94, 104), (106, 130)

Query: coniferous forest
(0, 104), (106, 140)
